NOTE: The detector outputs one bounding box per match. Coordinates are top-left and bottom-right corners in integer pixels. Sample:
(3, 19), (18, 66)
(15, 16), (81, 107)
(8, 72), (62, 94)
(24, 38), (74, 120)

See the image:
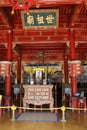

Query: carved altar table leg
(23, 100), (27, 112)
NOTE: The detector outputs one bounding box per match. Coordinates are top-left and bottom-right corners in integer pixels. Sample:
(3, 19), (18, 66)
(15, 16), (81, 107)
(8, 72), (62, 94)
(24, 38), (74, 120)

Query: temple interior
(0, 1), (87, 129)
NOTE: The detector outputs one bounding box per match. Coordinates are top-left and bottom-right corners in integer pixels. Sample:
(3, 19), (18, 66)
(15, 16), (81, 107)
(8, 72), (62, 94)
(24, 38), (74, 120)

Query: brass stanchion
(11, 105), (17, 121)
(0, 95), (2, 116)
(61, 106), (66, 122)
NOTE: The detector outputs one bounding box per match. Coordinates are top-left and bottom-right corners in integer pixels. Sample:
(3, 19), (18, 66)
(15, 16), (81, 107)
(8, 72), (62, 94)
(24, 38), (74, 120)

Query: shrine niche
(22, 64), (62, 85)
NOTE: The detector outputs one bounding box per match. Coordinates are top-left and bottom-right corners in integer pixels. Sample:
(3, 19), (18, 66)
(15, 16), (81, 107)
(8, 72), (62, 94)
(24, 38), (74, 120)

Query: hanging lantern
(0, 61), (12, 76)
(68, 60), (82, 77)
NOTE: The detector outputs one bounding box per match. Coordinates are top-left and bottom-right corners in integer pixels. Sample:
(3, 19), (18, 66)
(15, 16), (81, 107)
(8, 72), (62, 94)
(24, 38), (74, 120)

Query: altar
(23, 85), (54, 111)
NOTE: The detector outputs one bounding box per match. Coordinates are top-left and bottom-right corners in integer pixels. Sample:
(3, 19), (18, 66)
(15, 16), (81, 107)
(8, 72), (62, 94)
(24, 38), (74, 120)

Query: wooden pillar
(69, 28), (77, 96)
(5, 30), (12, 106)
(17, 56), (23, 112)
(17, 56), (21, 83)
(64, 52), (68, 83)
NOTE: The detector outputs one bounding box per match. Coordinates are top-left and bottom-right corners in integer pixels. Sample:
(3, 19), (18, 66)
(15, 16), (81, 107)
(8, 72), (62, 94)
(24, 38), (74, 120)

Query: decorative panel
(21, 9), (59, 29)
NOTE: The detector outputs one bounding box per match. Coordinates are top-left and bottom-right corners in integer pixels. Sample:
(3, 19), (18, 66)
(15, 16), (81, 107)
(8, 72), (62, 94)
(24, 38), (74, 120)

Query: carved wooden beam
(13, 44), (20, 55)
(36, 0), (83, 5)
(0, 0), (83, 8)
(69, 1), (85, 27)
(0, 8), (12, 29)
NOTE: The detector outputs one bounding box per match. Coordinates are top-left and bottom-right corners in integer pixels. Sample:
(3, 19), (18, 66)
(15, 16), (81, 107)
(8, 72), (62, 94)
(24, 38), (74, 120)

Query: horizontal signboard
(21, 9), (59, 29)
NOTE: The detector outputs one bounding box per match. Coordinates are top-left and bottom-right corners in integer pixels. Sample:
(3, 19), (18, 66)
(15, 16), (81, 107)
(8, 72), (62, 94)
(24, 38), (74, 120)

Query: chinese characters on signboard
(21, 9), (59, 29)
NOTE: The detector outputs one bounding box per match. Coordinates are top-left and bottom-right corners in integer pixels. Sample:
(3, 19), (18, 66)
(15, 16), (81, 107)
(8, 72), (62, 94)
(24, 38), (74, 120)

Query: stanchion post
(61, 106), (66, 122)
(0, 95), (3, 116)
(11, 105), (17, 121)
(0, 106), (2, 116)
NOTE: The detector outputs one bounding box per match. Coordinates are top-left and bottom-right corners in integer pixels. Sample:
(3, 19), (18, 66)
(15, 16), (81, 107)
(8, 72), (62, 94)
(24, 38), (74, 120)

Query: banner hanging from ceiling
(68, 60), (82, 77)
(21, 9), (59, 29)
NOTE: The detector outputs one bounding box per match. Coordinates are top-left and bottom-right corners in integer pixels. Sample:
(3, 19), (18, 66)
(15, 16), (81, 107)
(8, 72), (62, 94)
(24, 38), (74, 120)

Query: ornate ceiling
(0, 0), (87, 63)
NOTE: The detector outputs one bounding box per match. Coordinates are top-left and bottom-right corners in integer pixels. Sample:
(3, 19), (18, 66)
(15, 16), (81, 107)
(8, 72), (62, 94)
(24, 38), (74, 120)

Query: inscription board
(21, 9), (59, 29)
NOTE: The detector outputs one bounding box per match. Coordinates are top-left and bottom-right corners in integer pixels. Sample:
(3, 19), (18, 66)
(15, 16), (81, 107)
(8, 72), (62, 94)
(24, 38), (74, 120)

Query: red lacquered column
(5, 30), (12, 106)
(69, 28), (77, 96)
(17, 56), (21, 83)
(17, 56), (23, 113)
(64, 52), (68, 83)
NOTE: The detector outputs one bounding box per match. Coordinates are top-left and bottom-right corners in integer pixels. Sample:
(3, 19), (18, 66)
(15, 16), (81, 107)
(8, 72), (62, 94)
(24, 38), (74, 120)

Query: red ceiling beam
(36, 0), (83, 5)
(24, 50), (65, 55)
(13, 35), (68, 42)
(13, 40), (67, 45)
(20, 48), (65, 52)
(22, 50), (63, 53)
(19, 46), (65, 50)
(13, 29), (69, 36)
(69, 0), (85, 27)
(0, 8), (12, 29)
(0, 0), (83, 8)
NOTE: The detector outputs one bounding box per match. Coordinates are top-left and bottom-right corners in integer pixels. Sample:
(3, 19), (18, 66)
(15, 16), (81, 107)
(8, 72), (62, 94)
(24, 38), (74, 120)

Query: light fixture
(11, 7), (14, 15)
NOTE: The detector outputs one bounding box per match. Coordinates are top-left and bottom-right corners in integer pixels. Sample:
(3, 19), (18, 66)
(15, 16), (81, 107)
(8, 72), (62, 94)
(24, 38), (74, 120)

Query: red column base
(18, 108), (23, 114)
(0, 108), (3, 116)
(4, 96), (11, 106)
(54, 109), (58, 114)
(70, 96), (86, 113)
(78, 97), (86, 113)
